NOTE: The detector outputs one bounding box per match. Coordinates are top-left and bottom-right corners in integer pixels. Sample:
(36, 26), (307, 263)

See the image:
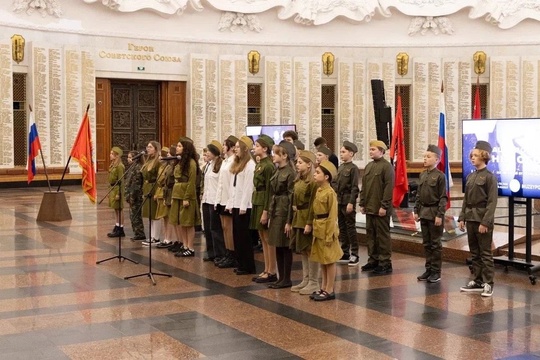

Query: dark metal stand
(97, 159), (138, 265)
(124, 167), (171, 285)
(494, 197), (540, 285)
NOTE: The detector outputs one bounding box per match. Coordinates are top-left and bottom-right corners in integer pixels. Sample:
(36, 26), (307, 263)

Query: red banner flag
(27, 111), (42, 184)
(70, 110), (97, 203)
(473, 78), (481, 119)
(390, 94), (409, 208)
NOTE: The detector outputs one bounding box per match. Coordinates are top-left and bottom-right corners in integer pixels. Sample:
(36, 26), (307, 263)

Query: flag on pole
(437, 84), (453, 210)
(27, 111), (42, 184)
(473, 77), (481, 119)
(390, 94), (409, 208)
(70, 109), (97, 203)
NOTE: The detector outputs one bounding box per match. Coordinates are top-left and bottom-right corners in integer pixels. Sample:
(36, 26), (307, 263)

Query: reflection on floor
(1, 185), (540, 359)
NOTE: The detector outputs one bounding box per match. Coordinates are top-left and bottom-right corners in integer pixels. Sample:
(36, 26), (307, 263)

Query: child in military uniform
(171, 139), (201, 257)
(359, 140), (395, 274)
(315, 145), (331, 165)
(310, 160), (343, 301)
(251, 134), (277, 283)
(459, 140), (498, 297)
(154, 147), (170, 245)
(141, 141), (162, 245)
(126, 150), (146, 241)
(290, 150), (319, 295)
(267, 141), (296, 289)
(414, 144), (447, 283)
(107, 146), (125, 238)
(334, 141), (360, 266)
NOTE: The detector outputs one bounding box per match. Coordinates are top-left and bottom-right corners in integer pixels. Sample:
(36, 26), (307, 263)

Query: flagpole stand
(37, 191), (72, 222)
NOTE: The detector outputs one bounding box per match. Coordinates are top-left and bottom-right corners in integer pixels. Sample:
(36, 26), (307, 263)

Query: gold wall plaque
(11, 34), (25, 64)
(473, 51), (486, 75)
(248, 50), (260, 75)
(322, 52), (334, 76)
(396, 52), (409, 76)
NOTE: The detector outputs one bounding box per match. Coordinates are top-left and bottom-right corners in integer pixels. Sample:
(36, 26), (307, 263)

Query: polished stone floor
(1, 184), (540, 359)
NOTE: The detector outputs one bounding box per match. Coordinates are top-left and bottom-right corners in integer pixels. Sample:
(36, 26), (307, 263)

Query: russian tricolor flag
(437, 85), (453, 210)
(27, 111), (41, 184)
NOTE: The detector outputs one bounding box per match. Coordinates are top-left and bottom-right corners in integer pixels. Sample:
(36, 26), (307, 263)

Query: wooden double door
(95, 78), (186, 171)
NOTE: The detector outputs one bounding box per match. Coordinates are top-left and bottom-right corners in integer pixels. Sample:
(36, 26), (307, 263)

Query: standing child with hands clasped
(414, 145), (447, 283)
(309, 160), (343, 301)
(459, 140), (498, 297)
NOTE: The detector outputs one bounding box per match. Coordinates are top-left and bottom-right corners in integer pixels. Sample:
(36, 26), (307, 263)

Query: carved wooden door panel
(111, 82), (160, 157)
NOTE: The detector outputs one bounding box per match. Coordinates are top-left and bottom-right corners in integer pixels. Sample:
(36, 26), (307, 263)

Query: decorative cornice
(12, 0), (63, 17)
(218, 12), (262, 32)
(408, 16), (454, 36)
(82, 0), (203, 14)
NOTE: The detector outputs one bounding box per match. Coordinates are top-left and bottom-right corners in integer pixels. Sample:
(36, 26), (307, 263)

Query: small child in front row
(107, 146), (125, 238)
(459, 140), (498, 297)
(414, 145), (447, 283)
(309, 160), (343, 301)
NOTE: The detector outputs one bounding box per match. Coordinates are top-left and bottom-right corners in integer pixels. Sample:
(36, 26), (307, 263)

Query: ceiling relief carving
(218, 12), (262, 32)
(12, 0), (540, 30)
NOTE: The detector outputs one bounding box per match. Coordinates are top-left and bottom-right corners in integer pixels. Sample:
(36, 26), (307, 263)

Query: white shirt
(227, 159), (255, 211)
(216, 155), (234, 207)
(201, 160), (220, 205)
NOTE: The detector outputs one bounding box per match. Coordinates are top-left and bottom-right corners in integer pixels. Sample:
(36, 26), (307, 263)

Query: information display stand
(493, 197), (540, 285)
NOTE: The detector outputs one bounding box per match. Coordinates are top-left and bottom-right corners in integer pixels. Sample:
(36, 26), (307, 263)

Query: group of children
(106, 131), (499, 299)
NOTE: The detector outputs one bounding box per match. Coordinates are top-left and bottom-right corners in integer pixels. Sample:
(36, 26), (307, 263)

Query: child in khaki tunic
(107, 146), (125, 238)
(310, 160), (343, 301)
(290, 150), (319, 295)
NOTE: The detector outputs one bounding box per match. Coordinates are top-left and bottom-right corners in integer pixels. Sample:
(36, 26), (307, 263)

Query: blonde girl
(107, 146), (125, 238)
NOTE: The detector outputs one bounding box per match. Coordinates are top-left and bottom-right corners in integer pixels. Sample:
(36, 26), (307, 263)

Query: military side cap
(370, 139), (388, 151)
(298, 150), (316, 164)
(475, 140), (493, 154)
(257, 134), (275, 149)
(294, 139), (305, 150)
(111, 146), (123, 156)
(343, 140), (358, 153)
(319, 160), (337, 179)
(227, 135), (239, 145)
(317, 145), (332, 156)
(279, 140), (296, 159)
(179, 136), (194, 144)
(239, 135), (254, 149)
(426, 144), (442, 157)
(207, 140), (222, 156)
(161, 147), (169, 157)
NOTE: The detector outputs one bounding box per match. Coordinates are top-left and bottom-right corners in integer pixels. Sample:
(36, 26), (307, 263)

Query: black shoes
(417, 270), (431, 281)
(373, 264), (393, 275)
(312, 290), (336, 301)
(107, 226), (125, 238)
(235, 269), (256, 275)
(168, 242), (183, 252)
(131, 234), (146, 241)
(268, 281), (292, 289)
(361, 262), (378, 272)
(427, 273), (441, 283)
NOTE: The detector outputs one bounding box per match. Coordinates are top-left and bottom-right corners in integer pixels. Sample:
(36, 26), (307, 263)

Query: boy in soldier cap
(414, 145), (447, 283)
(334, 141), (360, 266)
(459, 140), (498, 297)
(359, 140), (394, 274)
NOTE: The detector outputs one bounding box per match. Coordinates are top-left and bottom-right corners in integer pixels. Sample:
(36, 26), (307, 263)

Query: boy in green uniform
(414, 145), (447, 283)
(334, 141), (360, 266)
(359, 140), (394, 274)
(459, 140), (498, 297)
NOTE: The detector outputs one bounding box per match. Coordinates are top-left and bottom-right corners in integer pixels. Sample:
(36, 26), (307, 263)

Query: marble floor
(1, 184), (540, 359)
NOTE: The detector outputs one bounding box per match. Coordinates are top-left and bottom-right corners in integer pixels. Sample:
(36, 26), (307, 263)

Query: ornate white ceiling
(12, 0), (540, 31)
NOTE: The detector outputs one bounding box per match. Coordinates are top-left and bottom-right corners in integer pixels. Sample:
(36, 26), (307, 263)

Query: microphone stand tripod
(124, 164), (171, 285)
(97, 158), (138, 265)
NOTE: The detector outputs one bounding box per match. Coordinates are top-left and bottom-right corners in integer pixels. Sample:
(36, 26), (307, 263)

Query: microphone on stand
(132, 150), (147, 160)
(160, 155), (182, 161)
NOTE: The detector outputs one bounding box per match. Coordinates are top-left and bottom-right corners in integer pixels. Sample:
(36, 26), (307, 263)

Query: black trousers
(202, 203), (226, 258)
(420, 219), (443, 273)
(365, 214), (392, 266)
(338, 204), (358, 256)
(232, 208), (256, 273)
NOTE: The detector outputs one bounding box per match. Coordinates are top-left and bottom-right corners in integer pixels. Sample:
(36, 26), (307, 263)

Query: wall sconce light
(322, 52), (334, 76)
(396, 52), (409, 76)
(473, 51), (486, 75)
(11, 34), (25, 64)
(248, 50), (260, 75)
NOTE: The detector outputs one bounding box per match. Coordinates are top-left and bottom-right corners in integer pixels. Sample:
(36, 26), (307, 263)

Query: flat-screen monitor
(246, 124), (297, 144)
(462, 118), (540, 198)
